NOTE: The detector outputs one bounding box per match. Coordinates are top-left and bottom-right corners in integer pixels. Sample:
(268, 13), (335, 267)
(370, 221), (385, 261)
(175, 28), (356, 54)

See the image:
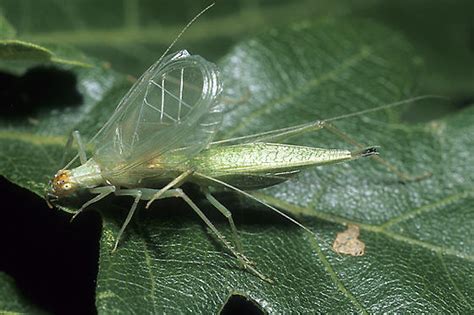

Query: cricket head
(46, 169), (78, 206)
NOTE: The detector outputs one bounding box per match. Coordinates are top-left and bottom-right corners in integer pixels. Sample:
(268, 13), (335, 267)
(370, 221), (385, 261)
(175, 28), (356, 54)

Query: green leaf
(0, 273), (46, 314)
(2, 0), (472, 102)
(1, 19), (473, 314)
(0, 14), (16, 38)
(1, 0), (327, 77)
(0, 39), (92, 68)
(0, 17), (93, 73)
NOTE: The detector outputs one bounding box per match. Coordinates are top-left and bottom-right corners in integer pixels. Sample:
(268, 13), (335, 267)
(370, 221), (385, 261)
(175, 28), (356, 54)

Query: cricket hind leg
(225, 118), (429, 182)
(165, 188), (272, 283)
(212, 96), (440, 145)
(211, 120), (324, 145)
(214, 96), (441, 181)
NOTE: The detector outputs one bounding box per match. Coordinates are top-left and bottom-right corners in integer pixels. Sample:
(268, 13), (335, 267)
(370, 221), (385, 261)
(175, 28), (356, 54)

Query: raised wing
(90, 50), (223, 175)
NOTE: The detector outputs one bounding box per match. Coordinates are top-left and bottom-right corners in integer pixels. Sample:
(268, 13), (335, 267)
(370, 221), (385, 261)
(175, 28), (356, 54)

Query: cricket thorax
(50, 159), (105, 197)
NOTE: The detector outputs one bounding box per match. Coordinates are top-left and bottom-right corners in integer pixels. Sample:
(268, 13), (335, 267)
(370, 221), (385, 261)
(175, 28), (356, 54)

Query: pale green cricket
(45, 5), (434, 282)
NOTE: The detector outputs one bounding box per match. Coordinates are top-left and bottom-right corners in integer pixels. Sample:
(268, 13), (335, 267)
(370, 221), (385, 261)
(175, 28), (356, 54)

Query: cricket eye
(51, 170), (75, 196)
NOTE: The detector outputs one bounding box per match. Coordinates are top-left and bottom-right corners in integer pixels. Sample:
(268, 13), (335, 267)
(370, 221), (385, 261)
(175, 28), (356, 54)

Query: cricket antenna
(324, 95), (450, 123)
(156, 3), (215, 66)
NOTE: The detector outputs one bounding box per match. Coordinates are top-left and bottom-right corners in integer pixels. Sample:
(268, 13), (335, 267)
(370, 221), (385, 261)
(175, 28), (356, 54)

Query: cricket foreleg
(110, 187), (188, 253)
(73, 130), (87, 164)
(165, 188), (272, 283)
(203, 191), (244, 256)
(110, 187), (195, 252)
(111, 188), (151, 252)
(321, 121), (431, 182)
(71, 185), (116, 221)
(61, 130), (88, 168)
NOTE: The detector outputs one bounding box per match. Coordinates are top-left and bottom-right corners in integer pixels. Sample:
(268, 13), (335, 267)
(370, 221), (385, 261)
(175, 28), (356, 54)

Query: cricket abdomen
(190, 142), (354, 189)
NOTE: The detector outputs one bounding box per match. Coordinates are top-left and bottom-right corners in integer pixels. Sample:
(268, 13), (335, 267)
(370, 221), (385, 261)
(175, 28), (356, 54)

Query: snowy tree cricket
(45, 4), (441, 282)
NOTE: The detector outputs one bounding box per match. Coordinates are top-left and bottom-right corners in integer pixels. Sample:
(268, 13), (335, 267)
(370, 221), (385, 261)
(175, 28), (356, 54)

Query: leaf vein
(306, 235), (369, 314)
(437, 252), (472, 308)
(380, 190), (474, 229)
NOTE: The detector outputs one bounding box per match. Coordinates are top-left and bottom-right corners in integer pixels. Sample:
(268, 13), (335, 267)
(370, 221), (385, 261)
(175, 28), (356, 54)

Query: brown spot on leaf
(332, 224), (365, 256)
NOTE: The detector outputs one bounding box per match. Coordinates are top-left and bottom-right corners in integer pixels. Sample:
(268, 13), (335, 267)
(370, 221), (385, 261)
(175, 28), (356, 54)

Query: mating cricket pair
(46, 5), (433, 282)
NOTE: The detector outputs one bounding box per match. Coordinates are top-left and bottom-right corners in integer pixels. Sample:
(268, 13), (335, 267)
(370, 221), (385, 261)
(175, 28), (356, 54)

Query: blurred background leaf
(1, 0), (472, 104)
(0, 273), (47, 314)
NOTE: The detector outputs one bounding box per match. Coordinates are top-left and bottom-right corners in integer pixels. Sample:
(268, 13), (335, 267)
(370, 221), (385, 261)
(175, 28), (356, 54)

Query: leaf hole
(0, 177), (100, 314)
(220, 294), (263, 315)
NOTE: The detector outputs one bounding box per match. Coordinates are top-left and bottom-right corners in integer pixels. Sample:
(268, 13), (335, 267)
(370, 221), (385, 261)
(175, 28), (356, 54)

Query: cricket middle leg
(111, 188), (272, 282)
(163, 188), (272, 282)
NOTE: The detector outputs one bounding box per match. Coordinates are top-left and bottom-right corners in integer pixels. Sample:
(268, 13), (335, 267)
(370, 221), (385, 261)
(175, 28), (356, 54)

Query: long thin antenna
(324, 95), (449, 123)
(155, 3), (215, 67)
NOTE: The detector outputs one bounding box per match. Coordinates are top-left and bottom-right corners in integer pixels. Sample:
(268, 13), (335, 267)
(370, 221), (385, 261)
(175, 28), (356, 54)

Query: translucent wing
(90, 50), (223, 177)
